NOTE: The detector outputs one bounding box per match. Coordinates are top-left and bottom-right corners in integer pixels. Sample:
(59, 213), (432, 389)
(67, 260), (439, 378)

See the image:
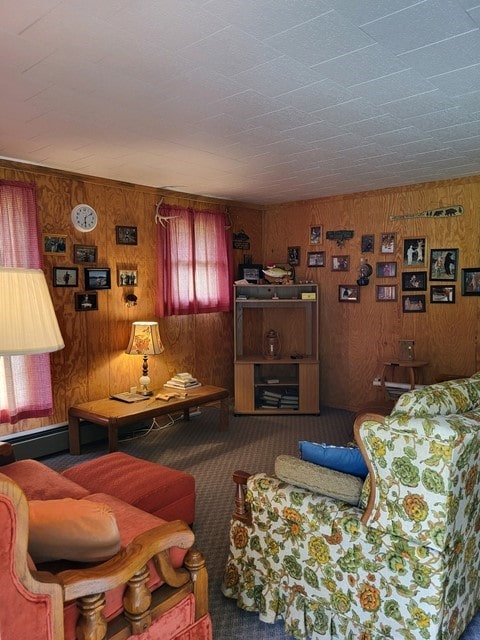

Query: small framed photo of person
(53, 267), (78, 287)
(402, 271), (427, 291)
(403, 238), (426, 267)
(429, 249), (458, 281)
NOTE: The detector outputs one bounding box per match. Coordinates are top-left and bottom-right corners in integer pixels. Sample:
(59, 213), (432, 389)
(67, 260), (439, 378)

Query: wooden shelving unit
(234, 283), (320, 414)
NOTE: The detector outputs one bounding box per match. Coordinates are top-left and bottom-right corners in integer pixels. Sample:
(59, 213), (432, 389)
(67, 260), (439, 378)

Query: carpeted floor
(43, 405), (480, 639)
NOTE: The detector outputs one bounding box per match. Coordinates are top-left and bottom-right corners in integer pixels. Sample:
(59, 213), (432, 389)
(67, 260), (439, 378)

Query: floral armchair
(222, 375), (480, 639)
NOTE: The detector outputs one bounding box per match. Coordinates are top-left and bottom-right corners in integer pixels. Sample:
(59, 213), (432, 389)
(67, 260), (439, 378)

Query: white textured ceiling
(1, 0), (480, 205)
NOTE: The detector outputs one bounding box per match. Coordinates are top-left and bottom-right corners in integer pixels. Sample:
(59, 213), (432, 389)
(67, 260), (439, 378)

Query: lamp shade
(0, 267), (65, 355)
(126, 321), (164, 355)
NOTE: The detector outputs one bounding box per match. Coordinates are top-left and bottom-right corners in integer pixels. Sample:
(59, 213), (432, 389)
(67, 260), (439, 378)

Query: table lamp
(126, 321), (164, 395)
(0, 267), (64, 355)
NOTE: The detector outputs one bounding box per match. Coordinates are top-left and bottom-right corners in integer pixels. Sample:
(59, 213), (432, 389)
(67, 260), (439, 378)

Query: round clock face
(71, 204), (98, 232)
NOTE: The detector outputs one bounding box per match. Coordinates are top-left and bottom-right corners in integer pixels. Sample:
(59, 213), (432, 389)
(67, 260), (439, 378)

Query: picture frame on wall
(339, 284), (359, 302)
(43, 234), (67, 255)
(307, 251), (325, 267)
(288, 246), (300, 265)
(430, 285), (455, 303)
(376, 261), (397, 277)
(309, 226), (323, 245)
(376, 285), (397, 301)
(74, 244), (97, 263)
(403, 237), (426, 267)
(75, 292), (98, 311)
(461, 268), (480, 295)
(53, 267), (78, 287)
(380, 233), (396, 254)
(117, 268), (138, 286)
(84, 267), (111, 290)
(402, 271), (427, 291)
(116, 225), (138, 245)
(361, 234), (374, 253)
(402, 294), (426, 313)
(429, 248), (458, 281)
(332, 255), (349, 271)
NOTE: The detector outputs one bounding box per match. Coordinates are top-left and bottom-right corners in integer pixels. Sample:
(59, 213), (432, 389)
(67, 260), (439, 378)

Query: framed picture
(309, 226), (323, 245)
(361, 234), (374, 253)
(75, 292), (98, 311)
(116, 225), (138, 245)
(307, 251), (325, 267)
(402, 271), (427, 291)
(332, 255), (350, 271)
(376, 261), (397, 278)
(43, 234), (66, 255)
(74, 244), (97, 263)
(288, 246), (300, 265)
(430, 249), (458, 281)
(380, 233), (396, 254)
(84, 268), (111, 290)
(403, 237), (426, 267)
(339, 285), (359, 302)
(461, 268), (480, 295)
(402, 294), (426, 313)
(376, 285), (398, 301)
(53, 267), (78, 287)
(117, 268), (138, 286)
(431, 285), (455, 303)
(238, 264), (262, 283)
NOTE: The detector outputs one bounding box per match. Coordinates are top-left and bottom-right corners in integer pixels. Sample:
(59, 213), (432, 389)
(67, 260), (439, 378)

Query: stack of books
(164, 372), (202, 390)
(258, 388), (299, 410)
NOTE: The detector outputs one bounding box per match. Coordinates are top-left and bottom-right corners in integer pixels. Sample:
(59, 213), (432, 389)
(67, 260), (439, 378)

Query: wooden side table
(379, 359), (428, 400)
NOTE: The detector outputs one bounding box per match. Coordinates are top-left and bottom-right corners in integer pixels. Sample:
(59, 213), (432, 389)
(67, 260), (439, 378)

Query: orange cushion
(28, 498), (121, 563)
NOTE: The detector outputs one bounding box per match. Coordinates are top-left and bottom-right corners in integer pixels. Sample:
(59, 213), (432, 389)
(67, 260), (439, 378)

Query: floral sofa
(222, 374), (480, 639)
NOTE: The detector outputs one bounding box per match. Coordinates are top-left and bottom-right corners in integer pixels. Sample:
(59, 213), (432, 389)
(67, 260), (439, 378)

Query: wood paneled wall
(2, 158), (479, 434)
(0, 160), (261, 436)
(263, 177), (480, 411)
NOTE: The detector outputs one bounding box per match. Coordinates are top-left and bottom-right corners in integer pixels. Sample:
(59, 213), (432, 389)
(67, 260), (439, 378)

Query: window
(156, 205), (233, 316)
(0, 181), (55, 425)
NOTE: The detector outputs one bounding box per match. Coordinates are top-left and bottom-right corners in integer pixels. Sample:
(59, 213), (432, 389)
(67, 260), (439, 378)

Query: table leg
(107, 424), (118, 452)
(219, 397), (229, 431)
(69, 415), (81, 455)
(407, 366), (416, 390)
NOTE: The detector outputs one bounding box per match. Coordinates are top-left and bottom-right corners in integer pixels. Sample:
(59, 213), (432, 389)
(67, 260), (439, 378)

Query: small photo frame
(376, 261), (397, 278)
(403, 238), (426, 267)
(402, 294), (426, 313)
(332, 255), (350, 271)
(376, 285), (398, 301)
(84, 268), (111, 290)
(430, 249), (458, 281)
(118, 268), (138, 286)
(75, 292), (98, 311)
(402, 271), (427, 291)
(53, 267), (78, 287)
(43, 234), (67, 255)
(239, 264), (262, 283)
(461, 268), (480, 295)
(309, 226), (323, 245)
(361, 234), (374, 253)
(74, 244), (97, 263)
(307, 251), (325, 267)
(116, 226), (138, 245)
(339, 285), (359, 302)
(380, 233), (396, 254)
(431, 285), (455, 303)
(288, 246), (300, 266)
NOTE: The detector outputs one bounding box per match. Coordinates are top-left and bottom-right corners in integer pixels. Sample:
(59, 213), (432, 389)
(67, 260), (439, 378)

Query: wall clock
(71, 204), (98, 232)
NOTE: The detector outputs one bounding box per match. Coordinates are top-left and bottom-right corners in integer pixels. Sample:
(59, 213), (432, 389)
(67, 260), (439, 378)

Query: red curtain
(0, 181), (55, 424)
(156, 205), (233, 317)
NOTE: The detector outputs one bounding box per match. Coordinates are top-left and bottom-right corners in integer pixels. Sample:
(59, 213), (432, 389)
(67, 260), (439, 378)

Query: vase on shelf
(263, 329), (281, 360)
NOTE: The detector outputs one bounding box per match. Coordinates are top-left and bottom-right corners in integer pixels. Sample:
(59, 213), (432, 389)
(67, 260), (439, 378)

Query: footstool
(62, 452), (196, 525)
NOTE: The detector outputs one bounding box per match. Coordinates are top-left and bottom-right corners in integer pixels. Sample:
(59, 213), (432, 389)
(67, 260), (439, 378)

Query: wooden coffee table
(68, 385), (229, 455)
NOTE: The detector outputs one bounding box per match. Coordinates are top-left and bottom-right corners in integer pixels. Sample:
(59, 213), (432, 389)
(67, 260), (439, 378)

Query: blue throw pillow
(298, 441), (368, 479)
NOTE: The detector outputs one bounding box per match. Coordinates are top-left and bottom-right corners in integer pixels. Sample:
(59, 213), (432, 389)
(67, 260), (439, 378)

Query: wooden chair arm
(57, 519), (194, 601)
(232, 470), (252, 525)
(0, 441), (15, 466)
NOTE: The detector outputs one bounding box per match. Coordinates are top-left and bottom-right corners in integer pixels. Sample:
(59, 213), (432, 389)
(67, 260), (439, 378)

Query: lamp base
(139, 374), (152, 396)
